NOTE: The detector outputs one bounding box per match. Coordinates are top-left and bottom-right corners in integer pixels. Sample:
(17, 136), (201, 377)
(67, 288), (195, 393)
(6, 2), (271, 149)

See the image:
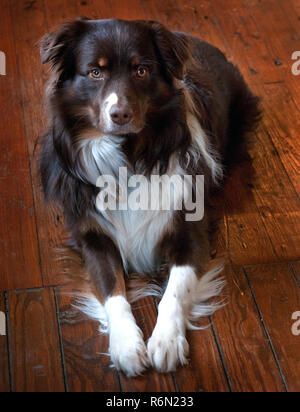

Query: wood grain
(10, 0), (68, 287)
(245, 263), (300, 392)
(0, 293), (10, 392)
(56, 289), (121, 392)
(212, 264), (285, 392)
(0, 0), (41, 290)
(175, 0), (233, 58)
(77, 0), (112, 19)
(8, 288), (65, 392)
(174, 318), (230, 392)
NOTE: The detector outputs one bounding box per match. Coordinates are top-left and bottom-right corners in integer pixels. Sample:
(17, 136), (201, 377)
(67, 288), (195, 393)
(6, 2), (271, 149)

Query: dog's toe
(147, 326), (189, 373)
(109, 323), (149, 377)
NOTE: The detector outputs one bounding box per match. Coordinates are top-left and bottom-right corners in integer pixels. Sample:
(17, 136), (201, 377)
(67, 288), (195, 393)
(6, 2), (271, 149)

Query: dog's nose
(109, 105), (133, 126)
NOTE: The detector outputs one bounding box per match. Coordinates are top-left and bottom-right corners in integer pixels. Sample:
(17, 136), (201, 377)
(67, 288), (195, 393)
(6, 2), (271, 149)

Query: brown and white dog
(39, 18), (260, 376)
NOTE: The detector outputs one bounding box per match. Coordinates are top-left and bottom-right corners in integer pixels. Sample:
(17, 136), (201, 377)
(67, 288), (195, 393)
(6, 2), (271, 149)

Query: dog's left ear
(40, 17), (89, 66)
(140, 21), (190, 80)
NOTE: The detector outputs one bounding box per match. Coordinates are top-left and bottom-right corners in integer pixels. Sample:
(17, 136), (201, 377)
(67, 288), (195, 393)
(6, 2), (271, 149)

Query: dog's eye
(136, 66), (148, 78)
(90, 69), (103, 79)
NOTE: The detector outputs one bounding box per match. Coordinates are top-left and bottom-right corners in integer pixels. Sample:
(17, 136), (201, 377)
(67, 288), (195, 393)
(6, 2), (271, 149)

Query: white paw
(109, 321), (149, 377)
(147, 321), (189, 373)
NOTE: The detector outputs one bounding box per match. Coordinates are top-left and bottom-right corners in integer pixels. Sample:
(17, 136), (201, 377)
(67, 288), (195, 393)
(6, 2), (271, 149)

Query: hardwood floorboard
(174, 318), (230, 392)
(10, 0), (69, 287)
(175, 0), (233, 58)
(8, 288), (65, 392)
(55, 289), (121, 392)
(109, 0), (146, 20)
(0, 0), (42, 291)
(76, 0), (113, 19)
(245, 263), (300, 392)
(211, 264), (285, 392)
(44, 0), (79, 26)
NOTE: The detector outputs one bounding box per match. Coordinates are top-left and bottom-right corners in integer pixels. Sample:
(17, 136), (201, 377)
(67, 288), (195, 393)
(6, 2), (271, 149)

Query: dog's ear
(40, 17), (89, 66)
(138, 21), (190, 80)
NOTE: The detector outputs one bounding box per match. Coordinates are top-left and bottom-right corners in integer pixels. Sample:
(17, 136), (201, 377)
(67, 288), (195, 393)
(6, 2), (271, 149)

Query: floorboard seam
(210, 317), (234, 392)
(54, 287), (69, 392)
(243, 267), (289, 392)
(289, 263), (300, 288)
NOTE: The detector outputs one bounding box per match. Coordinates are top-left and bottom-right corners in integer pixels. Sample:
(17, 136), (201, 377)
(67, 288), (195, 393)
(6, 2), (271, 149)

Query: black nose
(109, 105), (133, 126)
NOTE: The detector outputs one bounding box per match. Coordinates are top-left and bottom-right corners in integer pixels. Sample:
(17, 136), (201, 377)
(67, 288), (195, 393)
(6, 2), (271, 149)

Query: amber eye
(136, 66), (148, 78)
(90, 69), (102, 79)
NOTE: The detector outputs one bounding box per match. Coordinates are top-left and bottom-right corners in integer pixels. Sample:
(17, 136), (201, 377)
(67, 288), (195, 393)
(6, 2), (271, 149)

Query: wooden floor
(0, 0), (299, 392)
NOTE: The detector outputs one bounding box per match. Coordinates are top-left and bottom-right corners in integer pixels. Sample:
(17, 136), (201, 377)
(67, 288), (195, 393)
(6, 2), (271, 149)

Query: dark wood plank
(174, 318), (230, 392)
(212, 264), (285, 392)
(10, 0), (69, 287)
(108, 0), (146, 20)
(246, 263), (300, 392)
(122, 297), (176, 392)
(56, 289), (121, 392)
(0, 0), (42, 290)
(45, 0), (79, 26)
(8, 287), (65, 392)
(0, 293), (10, 392)
(76, 0), (112, 19)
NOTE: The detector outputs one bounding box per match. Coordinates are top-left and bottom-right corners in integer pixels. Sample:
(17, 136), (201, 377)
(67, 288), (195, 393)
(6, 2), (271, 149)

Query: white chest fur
(80, 136), (179, 274)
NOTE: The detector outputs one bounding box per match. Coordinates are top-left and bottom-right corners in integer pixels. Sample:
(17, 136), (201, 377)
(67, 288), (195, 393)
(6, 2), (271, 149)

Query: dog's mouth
(100, 122), (145, 137)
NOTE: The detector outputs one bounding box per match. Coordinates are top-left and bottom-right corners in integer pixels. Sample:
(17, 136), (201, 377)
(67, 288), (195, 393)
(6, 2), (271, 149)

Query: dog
(39, 18), (260, 376)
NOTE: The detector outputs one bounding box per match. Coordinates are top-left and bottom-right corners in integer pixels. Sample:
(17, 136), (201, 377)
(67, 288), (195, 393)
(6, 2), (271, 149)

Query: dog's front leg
(147, 265), (198, 372)
(80, 230), (149, 377)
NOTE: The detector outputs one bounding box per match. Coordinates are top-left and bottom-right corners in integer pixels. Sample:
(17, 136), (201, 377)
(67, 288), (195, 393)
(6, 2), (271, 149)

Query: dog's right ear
(40, 17), (89, 66)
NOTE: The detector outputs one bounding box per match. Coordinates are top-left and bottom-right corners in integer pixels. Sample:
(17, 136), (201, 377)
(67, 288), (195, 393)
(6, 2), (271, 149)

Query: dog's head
(41, 18), (189, 136)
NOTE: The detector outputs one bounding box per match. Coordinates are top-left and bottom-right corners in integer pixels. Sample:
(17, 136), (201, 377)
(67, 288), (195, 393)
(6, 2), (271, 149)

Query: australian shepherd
(39, 18), (260, 376)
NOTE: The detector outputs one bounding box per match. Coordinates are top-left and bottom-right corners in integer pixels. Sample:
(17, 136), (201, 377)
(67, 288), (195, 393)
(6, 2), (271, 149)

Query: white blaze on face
(104, 92), (119, 127)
